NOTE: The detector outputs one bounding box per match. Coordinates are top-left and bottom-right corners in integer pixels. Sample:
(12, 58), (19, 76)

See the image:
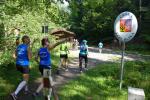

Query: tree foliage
(68, 0), (143, 44)
(0, 0), (70, 66)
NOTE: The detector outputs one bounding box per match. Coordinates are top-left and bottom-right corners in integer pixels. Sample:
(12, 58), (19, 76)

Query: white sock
(36, 83), (43, 93)
(49, 76), (53, 86)
(14, 81), (27, 95)
(48, 88), (52, 99)
(47, 95), (51, 100)
(24, 84), (28, 91)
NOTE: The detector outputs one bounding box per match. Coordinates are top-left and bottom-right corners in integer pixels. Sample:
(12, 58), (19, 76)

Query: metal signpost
(114, 11), (138, 90)
(120, 41), (125, 90)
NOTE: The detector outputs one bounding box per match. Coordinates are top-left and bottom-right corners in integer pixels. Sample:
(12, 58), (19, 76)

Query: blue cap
(82, 40), (87, 43)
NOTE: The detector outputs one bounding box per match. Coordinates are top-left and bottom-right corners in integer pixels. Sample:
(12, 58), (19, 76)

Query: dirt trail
(53, 47), (144, 88)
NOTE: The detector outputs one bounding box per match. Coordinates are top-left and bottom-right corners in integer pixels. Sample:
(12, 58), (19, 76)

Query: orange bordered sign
(114, 11), (138, 42)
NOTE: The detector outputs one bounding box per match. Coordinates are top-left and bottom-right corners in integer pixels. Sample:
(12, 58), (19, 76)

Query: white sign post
(114, 11), (138, 90)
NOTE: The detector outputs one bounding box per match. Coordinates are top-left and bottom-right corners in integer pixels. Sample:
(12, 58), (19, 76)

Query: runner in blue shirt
(79, 40), (89, 72)
(33, 37), (68, 100)
(11, 35), (32, 100)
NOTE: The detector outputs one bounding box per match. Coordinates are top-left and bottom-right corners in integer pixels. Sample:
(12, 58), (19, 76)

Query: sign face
(114, 11), (138, 42)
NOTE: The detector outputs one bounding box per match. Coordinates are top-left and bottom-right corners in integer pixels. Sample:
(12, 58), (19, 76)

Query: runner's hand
(13, 53), (16, 59)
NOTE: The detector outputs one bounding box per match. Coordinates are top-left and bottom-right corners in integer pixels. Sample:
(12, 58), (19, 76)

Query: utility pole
(139, 0), (142, 33)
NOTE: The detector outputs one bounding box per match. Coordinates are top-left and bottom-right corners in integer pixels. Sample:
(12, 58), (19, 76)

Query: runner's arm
(27, 47), (32, 60)
(66, 45), (70, 54)
(67, 49), (70, 54)
(13, 49), (17, 59)
(87, 45), (89, 55)
(35, 50), (39, 63)
(48, 38), (69, 51)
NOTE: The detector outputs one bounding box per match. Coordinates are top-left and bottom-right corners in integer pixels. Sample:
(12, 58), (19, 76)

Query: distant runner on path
(98, 41), (103, 54)
(57, 41), (69, 74)
(11, 35), (32, 100)
(79, 40), (89, 73)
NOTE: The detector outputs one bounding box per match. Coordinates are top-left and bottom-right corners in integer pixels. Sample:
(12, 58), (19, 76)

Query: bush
(126, 44), (150, 55)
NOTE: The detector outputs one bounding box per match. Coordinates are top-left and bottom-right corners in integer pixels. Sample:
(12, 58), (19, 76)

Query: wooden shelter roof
(50, 28), (75, 39)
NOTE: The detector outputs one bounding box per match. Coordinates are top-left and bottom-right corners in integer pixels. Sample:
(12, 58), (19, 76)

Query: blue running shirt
(79, 44), (88, 55)
(16, 44), (29, 66)
(38, 47), (51, 68)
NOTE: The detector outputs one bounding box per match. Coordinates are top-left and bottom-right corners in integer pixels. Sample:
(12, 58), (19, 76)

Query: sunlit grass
(59, 60), (150, 100)
(0, 77), (15, 96)
(126, 44), (150, 55)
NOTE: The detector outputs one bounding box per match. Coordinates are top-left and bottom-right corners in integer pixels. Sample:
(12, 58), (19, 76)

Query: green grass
(125, 44), (150, 55)
(59, 60), (150, 100)
(111, 44), (150, 55)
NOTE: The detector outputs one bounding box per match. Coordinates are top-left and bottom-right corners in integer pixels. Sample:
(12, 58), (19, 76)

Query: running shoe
(10, 93), (17, 100)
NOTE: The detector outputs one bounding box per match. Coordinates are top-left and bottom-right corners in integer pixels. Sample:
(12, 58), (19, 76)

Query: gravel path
(53, 47), (143, 88)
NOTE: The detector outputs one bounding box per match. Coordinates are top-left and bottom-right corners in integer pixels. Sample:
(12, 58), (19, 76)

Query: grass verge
(59, 60), (150, 100)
